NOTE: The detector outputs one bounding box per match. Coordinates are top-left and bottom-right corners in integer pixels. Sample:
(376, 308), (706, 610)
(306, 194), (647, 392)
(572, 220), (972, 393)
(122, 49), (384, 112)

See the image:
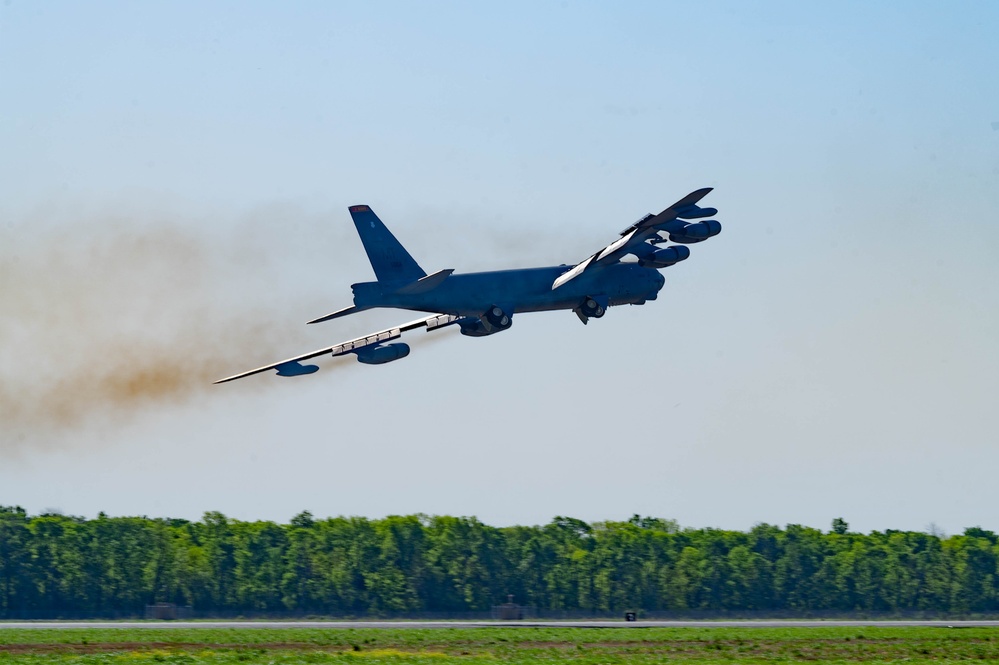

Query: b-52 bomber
(215, 188), (721, 383)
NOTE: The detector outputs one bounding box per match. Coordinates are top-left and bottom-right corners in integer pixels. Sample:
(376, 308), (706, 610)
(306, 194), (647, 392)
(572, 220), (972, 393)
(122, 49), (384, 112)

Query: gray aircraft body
(216, 188), (721, 383)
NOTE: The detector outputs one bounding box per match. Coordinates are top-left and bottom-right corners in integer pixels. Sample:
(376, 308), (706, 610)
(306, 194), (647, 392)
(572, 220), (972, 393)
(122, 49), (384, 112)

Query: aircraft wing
(552, 187), (714, 290)
(214, 313), (461, 384)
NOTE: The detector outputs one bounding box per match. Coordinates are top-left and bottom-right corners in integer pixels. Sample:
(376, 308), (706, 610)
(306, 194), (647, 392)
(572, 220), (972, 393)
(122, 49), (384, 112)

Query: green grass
(0, 626), (996, 663)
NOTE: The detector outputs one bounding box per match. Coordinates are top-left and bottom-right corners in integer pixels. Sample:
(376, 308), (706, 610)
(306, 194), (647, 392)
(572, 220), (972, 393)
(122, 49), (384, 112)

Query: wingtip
(686, 186), (714, 201)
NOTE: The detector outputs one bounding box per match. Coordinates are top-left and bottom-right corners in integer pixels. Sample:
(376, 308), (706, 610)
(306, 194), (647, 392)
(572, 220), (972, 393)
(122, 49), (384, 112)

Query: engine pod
(354, 342), (411, 365)
(651, 245), (690, 266)
(669, 220), (721, 243)
(275, 361), (320, 377)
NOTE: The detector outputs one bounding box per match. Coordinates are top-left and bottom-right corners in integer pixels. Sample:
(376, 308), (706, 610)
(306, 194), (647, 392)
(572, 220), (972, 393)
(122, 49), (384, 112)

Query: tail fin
(348, 205), (426, 284)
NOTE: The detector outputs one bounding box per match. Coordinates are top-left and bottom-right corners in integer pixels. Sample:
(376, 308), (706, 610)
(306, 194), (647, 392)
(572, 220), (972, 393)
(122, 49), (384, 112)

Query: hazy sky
(2, 1), (997, 535)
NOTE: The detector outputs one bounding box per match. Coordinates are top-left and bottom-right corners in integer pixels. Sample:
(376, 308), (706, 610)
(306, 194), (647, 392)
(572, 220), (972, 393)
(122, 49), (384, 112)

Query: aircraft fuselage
(351, 263), (666, 317)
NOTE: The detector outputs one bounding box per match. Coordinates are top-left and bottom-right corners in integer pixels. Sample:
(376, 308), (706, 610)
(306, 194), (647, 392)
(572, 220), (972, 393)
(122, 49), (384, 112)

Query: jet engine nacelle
(644, 245), (690, 268)
(460, 305), (513, 337)
(579, 296), (606, 318)
(354, 342), (410, 365)
(669, 220), (722, 244)
(458, 320), (491, 337)
(675, 205), (719, 219)
(459, 319), (512, 337)
(484, 305), (512, 329)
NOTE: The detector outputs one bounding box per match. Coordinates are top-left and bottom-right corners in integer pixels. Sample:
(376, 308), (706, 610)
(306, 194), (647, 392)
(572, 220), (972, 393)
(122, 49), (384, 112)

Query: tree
(3, 509), (999, 617)
(0, 507), (30, 618)
(964, 527), (998, 544)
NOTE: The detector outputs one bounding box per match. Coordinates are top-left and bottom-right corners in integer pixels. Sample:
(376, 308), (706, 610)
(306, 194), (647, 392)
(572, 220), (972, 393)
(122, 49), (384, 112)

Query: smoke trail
(0, 200), (596, 451)
(0, 206), (349, 448)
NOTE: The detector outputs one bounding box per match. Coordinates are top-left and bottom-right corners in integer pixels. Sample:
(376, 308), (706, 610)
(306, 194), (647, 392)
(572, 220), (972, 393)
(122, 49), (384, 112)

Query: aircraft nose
(654, 271), (665, 289)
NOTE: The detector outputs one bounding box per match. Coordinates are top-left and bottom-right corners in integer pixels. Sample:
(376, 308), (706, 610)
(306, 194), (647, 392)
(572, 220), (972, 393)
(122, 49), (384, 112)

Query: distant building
(491, 595), (533, 620)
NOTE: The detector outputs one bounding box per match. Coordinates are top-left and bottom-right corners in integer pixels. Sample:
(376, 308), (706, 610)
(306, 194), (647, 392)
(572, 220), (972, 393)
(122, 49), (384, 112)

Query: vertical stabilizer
(348, 205), (427, 284)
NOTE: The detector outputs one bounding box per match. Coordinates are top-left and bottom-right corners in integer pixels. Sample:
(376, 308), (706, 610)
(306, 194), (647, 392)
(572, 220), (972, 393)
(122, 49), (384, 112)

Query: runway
(3, 620), (999, 629)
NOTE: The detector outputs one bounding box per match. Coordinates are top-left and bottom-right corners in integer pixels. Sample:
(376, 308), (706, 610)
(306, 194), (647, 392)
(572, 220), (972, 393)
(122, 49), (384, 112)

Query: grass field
(1, 626), (997, 663)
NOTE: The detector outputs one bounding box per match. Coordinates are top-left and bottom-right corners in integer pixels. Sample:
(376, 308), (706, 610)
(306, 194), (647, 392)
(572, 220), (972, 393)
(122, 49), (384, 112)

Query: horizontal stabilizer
(394, 268), (454, 295)
(307, 304), (372, 325)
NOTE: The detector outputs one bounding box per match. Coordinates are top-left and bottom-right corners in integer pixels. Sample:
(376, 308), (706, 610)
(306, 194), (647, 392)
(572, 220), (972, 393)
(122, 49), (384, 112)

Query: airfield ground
(1, 625), (998, 663)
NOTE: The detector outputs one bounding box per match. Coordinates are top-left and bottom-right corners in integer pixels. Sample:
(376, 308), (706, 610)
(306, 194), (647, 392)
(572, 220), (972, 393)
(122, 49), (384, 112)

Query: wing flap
(214, 313), (459, 384)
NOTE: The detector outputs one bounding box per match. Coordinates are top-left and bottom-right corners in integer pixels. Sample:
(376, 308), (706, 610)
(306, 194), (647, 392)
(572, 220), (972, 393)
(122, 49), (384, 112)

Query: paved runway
(3, 620), (999, 629)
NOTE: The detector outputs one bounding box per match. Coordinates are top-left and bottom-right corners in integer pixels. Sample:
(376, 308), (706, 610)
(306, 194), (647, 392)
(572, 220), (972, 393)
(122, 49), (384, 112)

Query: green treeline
(2, 507), (998, 618)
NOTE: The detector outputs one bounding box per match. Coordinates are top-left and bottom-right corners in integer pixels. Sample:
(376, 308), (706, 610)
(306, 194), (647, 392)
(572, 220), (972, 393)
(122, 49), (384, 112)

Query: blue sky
(2, 1), (998, 534)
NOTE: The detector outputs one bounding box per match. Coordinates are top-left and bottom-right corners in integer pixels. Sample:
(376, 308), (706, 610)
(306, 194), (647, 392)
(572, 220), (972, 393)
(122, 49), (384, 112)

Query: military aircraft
(215, 188), (721, 383)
